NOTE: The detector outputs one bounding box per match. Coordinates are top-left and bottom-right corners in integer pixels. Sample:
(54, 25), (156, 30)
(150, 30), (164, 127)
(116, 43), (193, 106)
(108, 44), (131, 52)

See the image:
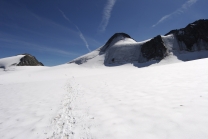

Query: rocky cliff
(139, 35), (167, 62)
(166, 19), (208, 51)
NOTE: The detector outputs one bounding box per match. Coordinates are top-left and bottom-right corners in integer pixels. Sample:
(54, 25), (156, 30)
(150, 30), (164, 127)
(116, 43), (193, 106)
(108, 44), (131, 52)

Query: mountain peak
(100, 33), (134, 53)
(17, 53), (44, 66)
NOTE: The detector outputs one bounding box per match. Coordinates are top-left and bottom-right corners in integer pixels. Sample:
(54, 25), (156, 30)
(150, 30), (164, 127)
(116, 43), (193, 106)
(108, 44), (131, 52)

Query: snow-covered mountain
(0, 54), (43, 69)
(1, 19), (208, 139)
(70, 19), (208, 67)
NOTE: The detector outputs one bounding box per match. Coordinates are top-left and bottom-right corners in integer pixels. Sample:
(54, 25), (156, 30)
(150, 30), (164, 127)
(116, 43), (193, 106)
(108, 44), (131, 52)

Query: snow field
(0, 67), (69, 139)
(68, 59), (208, 139)
(0, 57), (208, 139)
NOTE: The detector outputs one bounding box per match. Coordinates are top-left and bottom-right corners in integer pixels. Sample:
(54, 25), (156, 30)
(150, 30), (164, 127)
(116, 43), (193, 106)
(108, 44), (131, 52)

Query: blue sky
(0, 0), (207, 66)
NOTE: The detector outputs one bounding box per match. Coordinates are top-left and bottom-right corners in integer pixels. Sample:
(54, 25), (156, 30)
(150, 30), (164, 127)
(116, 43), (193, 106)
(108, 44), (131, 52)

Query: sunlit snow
(1, 35), (208, 138)
(0, 55), (24, 69)
(0, 56), (208, 139)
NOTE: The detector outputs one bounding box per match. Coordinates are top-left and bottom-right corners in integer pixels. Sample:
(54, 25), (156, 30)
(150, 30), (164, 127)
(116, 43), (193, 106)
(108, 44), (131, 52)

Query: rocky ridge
(166, 19), (208, 51)
(17, 53), (44, 66)
(69, 19), (208, 65)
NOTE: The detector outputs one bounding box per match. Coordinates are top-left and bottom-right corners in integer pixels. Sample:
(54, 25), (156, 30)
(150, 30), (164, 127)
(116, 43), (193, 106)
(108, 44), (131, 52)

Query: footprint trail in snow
(50, 78), (93, 139)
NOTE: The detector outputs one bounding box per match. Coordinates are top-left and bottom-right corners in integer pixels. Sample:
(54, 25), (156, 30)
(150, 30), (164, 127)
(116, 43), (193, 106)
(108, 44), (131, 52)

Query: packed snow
(0, 53), (208, 138)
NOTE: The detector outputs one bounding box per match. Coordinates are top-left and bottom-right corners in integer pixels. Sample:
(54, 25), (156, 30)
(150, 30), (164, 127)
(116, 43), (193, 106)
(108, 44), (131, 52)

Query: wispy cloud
(0, 38), (79, 56)
(98, 0), (117, 32)
(59, 9), (91, 52)
(152, 0), (198, 27)
(58, 9), (72, 23)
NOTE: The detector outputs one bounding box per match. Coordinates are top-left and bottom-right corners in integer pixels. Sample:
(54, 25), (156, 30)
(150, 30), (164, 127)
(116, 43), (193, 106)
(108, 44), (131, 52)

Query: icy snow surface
(0, 54), (208, 138)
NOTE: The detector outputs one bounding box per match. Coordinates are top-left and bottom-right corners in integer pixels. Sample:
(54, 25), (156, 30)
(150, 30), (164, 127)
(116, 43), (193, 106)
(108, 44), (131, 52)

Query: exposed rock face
(17, 54), (44, 66)
(100, 33), (133, 53)
(140, 35), (167, 62)
(166, 19), (208, 51)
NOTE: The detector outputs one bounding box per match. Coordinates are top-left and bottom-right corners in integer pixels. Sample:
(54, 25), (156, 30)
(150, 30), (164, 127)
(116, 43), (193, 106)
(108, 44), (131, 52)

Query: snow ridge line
(50, 78), (93, 139)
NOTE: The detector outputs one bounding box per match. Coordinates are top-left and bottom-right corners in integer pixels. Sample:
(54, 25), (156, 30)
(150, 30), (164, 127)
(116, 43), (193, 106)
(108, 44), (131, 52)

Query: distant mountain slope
(69, 19), (208, 67)
(0, 54), (43, 69)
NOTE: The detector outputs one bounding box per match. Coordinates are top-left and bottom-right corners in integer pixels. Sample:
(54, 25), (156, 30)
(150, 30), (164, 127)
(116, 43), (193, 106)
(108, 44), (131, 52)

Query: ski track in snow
(51, 78), (93, 139)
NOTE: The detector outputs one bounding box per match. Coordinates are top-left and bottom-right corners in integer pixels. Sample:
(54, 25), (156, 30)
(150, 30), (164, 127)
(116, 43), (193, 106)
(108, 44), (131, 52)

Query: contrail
(152, 0), (198, 27)
(59, 9), (91, 52)
(98, 0), (117, 32)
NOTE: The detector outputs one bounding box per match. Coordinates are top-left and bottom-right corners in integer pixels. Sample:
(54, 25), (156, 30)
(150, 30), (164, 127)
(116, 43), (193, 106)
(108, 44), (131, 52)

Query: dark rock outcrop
(100, 33), (133, 53)
(17, 54), (44, 66)
(166, 19), (208, 51)
(140, 35), (167, 62)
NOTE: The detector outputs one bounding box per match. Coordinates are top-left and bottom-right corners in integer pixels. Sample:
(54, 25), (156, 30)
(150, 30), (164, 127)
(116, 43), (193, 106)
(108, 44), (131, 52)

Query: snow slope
(0, 55), (24, 69)
(0, 57), (208, 139)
